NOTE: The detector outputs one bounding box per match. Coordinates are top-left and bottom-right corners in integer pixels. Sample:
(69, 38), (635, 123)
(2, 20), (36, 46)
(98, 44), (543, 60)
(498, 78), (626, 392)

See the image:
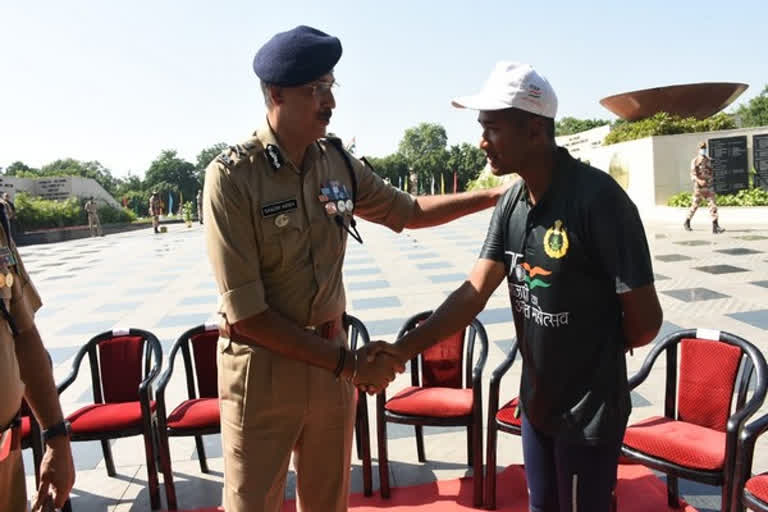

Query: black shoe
(713, 221), (725, 234)
(683, 219), (692, 231)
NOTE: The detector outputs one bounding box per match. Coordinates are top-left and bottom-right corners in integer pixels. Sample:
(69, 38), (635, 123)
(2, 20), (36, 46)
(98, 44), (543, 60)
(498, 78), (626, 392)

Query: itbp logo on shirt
(515, 262), (551, 290)
(544, 219), (569, 259)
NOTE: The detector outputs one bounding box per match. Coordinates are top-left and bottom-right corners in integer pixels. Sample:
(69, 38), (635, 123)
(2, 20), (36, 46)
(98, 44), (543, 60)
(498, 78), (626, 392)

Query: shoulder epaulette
(215, 138), (263, 169)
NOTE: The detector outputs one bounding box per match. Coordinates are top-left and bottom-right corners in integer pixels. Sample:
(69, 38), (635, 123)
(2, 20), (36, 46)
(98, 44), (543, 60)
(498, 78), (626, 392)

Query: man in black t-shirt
(365, 62), (663, 512)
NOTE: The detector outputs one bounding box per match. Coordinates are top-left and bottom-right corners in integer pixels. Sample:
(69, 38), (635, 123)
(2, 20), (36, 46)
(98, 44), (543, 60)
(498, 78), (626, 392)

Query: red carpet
(178, 464), (698, 511)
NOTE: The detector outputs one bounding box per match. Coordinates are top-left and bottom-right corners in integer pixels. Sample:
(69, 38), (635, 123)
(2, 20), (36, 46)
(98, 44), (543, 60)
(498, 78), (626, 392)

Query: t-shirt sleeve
(587, 181), (654, 294)
(479, 190), (512, 262)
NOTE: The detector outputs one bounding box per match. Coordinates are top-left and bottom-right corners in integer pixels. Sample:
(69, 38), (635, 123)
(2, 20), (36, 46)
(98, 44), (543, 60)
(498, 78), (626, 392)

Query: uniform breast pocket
(259, 214), (308, 272)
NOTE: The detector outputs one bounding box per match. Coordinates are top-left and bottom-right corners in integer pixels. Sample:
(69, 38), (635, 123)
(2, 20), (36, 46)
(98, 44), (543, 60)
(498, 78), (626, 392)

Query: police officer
(149, 192), (162, 234)
(684, 141), (724, 234)
(0, 212), (75, 510)
(196, 189), (203, 224)
(367, 62), (663, 512)
(84, 196), (103, 237)
(203, 25), (508, 512)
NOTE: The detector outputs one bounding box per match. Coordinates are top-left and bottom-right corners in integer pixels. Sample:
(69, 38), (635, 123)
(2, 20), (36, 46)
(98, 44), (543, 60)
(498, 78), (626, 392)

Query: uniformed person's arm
(351, 155), (507, 231)
(10, 253), (75, 508)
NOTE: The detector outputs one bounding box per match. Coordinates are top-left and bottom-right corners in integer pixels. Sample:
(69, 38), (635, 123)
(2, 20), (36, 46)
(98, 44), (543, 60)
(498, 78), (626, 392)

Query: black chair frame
(621, 329), (767, 512)
(155, 323), (220, 510)
(57, 328), (164, 510)
(485, 339), (519, 509)
(344, 313), (374, 497)
(376, 311), (489, 507)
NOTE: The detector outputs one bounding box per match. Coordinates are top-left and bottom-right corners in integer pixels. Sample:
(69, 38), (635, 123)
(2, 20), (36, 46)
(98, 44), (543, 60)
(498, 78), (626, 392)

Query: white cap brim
(451, 94), (512, 111)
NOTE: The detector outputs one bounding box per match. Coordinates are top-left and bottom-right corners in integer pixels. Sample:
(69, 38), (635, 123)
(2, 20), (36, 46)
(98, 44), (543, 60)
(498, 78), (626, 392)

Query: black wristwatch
(42, 420), (72, 443)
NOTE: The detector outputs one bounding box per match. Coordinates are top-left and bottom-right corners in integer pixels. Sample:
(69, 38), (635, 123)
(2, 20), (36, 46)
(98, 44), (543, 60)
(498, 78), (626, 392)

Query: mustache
(319, 110), (332, 120)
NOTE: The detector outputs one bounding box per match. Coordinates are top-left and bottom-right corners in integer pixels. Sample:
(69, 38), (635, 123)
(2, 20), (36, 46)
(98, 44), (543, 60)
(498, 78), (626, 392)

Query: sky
(1, 0), (765, 178)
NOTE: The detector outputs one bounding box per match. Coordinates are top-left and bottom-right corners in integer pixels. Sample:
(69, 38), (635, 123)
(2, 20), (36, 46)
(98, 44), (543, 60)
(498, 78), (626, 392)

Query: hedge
(15, 192), (137, 232)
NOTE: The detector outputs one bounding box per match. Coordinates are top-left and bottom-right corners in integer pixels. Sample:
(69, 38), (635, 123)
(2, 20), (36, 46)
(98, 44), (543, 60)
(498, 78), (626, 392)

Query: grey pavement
(19, 206), (768, 512)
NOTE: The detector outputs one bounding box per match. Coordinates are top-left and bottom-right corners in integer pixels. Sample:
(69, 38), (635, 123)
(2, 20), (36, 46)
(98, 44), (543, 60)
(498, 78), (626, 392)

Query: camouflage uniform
(686, 154), (718, 222)
(149, 194), (163, 233)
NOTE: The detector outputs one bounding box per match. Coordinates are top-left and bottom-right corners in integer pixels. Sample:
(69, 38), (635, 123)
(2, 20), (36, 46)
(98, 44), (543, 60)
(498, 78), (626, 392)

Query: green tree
(39, 159), (119, 195)
(447, 143), (486, 192)
(397, 123), (449, 193)
(736, 85), (768, 128)
(195, 143), (228, 185)
(3, 161), (39, 176)
(555, 117), (610, 136)
(365, 153), (409, 187)
(144, 150), (197, 212)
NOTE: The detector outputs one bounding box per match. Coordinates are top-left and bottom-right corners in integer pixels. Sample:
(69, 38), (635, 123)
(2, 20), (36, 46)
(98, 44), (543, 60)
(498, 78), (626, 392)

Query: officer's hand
(33, 437), (75, 510)
(360, 341), (407, 371)
(353, 349), (403, 395)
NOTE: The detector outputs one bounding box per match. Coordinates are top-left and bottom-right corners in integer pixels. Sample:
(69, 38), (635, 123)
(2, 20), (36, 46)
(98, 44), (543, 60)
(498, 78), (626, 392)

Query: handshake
(349, 341), (409, 395)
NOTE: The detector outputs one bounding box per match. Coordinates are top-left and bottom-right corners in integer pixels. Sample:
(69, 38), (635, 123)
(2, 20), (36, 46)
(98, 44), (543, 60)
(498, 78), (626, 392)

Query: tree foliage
(447, 143), (486, 191)
(144, 150), (198, 211)
(736, 85), (768, 128)
(195, 143), (228, 185)
(555, 117), (610, 136)
(604, 112), (736, 145)
(398, 123), (449, 191)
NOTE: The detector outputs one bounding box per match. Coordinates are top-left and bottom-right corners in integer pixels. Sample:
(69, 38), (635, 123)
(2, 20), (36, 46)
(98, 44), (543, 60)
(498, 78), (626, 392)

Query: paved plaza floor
(18, 207), (768, 512)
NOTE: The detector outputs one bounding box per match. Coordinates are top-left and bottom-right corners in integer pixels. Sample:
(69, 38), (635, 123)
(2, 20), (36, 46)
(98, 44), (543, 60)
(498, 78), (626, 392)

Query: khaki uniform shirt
(0, 225), (42, 427)
(149, 196), (162, 216)
(204, 122), (415, 327)
(85, 200), (97, 215)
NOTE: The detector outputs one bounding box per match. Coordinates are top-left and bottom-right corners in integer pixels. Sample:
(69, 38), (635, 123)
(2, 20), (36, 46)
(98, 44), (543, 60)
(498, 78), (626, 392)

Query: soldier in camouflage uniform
(149, 192), (163, 234)
(684, 142), (724, 234)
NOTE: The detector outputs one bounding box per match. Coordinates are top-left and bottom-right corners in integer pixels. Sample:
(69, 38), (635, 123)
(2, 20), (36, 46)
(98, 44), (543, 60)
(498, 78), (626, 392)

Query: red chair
(376, 311), (488, 507)
(57, 328), (164, 510)
(732, 410), (768, 512)
(485, 340), (521, 509)
(155, 324), (220, 510)
(344, 313), (374, 497)
(621, 329), (766, 512)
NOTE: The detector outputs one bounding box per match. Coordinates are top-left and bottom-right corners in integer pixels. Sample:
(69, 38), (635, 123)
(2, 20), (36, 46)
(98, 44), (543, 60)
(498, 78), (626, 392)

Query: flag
(179, 190), (183, 214)
(398, 175), (402, 190)
(122, 197), (127, 207)
(346, 136), (357, 154)
(168, 193), (173, 217)
(453, 171), (458, 193)
(441, 173), (445, 194)
(430, 175), (435, 195)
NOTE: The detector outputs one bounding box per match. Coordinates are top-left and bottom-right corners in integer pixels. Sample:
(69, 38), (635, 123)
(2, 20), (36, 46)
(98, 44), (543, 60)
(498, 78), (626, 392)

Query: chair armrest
(626, 334), (675, 390)
(488, 342), (519, 420)
(138, 333), (164, 399)
(56, 343), (92, 395)
(471, 320), (489, 385)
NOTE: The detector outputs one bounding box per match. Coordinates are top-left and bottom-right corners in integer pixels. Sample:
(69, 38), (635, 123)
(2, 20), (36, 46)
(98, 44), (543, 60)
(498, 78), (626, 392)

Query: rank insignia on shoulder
(216, 152), (233, 167)
(265, 144), (284, 170)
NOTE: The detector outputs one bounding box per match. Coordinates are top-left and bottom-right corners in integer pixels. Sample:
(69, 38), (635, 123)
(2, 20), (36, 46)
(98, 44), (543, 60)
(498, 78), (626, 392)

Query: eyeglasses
(304, 80), (339, 98)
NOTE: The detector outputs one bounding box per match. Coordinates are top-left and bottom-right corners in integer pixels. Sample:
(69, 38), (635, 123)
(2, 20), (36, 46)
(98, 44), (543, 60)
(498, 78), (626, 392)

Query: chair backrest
(397, 311), (487, 389)
(677, 337), (742, 431)
(96, 334), (147, 403)
(187, 327), (219, 399)
(343, 313), (370, 351)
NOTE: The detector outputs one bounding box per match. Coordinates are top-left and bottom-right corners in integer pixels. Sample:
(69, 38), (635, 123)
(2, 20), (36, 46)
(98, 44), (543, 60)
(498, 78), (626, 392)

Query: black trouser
(522, 413), (622, 512)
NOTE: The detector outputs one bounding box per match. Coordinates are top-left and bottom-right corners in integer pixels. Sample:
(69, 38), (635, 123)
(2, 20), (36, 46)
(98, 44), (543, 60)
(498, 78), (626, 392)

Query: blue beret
(253, 25), (342, 87)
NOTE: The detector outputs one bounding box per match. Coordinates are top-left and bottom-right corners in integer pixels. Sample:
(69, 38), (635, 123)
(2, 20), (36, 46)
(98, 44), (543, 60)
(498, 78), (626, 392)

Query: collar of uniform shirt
(255, 121), (324, 174)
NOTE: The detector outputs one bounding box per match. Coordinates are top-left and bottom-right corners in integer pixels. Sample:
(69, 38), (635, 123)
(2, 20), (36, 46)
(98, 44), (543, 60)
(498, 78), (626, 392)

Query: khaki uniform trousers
(88, 213), (102, 236)
(0, 448), (28, 512)
(218, 326), (356, 512)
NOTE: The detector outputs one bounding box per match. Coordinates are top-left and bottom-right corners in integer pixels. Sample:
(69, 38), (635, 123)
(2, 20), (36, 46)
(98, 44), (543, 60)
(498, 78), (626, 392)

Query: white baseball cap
(451, 61), (558, 119)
